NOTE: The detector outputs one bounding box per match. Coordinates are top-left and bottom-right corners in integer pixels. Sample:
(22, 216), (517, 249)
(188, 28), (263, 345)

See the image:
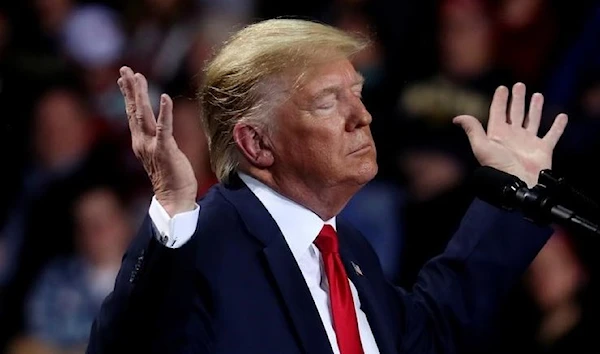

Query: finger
(119, 67), (136, 119)
(509, 82), (526, 126)
(524, 93), (544, 134)
(542, 113), (568, 147)
(117, 77), (130, 113)
(453, 115), (487, 149)
(120, 65), (133, 77)
(156, 94), (174, 143)
(487, 86), (509, 135)
(134, 73), (157, 135)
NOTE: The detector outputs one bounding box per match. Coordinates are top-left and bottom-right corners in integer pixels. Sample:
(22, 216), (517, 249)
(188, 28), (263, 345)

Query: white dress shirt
(148, 173), (381, 354)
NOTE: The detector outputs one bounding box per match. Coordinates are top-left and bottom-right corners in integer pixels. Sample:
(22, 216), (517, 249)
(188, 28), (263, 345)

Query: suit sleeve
(394, 198), (553, 354)
(86, 212), (214, 354)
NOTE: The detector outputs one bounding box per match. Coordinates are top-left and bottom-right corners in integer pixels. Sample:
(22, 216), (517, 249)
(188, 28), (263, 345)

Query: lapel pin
(351, 261), (363, 276)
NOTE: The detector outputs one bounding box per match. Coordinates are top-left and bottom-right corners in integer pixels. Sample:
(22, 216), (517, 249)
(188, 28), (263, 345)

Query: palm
(454, 83), (568, 187)
(145, 136), (196, 196)
(477, 119), (551, 180)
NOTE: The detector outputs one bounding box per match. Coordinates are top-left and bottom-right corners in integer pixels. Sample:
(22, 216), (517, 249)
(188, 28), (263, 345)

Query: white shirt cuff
(148, 196), (200, 248)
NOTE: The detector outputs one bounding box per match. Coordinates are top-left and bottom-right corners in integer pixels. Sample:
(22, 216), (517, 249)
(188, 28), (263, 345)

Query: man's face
(269, 58), (378, 190)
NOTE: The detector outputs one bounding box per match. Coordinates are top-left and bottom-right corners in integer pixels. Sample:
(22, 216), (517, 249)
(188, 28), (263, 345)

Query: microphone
(473, 166), (600, 236)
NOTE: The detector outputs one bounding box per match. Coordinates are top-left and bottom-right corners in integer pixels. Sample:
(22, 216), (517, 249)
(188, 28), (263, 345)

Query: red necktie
(315, 225), (364, 354)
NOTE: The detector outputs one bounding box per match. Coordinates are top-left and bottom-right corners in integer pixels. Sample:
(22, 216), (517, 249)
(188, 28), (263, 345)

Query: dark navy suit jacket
(87, 176), (552, 354)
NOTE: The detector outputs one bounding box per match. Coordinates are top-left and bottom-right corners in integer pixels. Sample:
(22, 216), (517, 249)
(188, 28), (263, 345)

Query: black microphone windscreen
(472, 166), (525, 208)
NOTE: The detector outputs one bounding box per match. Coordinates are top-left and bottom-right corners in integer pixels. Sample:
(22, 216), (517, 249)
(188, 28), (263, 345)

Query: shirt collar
(238, 173), (336, 261)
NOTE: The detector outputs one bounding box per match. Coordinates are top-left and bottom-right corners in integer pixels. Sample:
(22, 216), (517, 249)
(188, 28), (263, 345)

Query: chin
(353, 159), (378, 186)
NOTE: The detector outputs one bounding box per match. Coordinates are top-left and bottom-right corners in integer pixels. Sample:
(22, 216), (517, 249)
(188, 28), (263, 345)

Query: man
(87, 19), (568, 354)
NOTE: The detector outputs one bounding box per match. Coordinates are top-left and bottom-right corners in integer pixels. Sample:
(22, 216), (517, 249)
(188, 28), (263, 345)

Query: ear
(233, 123), (275, 168)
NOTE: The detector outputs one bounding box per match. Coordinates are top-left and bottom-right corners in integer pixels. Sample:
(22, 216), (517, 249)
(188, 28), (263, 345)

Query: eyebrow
(312, 74), (365, 100)
(355, 73), (365, 86)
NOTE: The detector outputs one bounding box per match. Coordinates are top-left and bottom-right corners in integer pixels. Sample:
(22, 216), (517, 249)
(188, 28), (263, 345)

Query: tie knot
(314, 224), (339, 254)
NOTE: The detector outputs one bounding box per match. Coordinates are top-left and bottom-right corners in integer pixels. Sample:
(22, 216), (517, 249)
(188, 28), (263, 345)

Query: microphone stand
(525, 170), (600, 236)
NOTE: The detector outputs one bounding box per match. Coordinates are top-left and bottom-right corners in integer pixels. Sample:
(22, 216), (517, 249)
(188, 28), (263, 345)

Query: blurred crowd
(0, 0), (599, 353)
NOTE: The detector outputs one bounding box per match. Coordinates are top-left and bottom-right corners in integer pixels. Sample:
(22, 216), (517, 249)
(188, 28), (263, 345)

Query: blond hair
(198, 18), (368, 182)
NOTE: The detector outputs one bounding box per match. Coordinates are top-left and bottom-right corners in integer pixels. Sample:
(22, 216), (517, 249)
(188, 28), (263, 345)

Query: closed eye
(314, 93), (337, 110)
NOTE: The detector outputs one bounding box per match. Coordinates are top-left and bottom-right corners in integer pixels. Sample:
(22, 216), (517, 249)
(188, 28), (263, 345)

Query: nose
(345, 95), (372, 132)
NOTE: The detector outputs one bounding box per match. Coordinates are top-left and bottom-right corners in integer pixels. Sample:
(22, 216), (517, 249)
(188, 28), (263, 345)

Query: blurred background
(0, 0), (599, 353)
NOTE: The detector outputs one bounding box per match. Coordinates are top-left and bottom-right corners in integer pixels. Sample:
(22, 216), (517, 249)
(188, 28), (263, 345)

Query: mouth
(350, 144), (372, 155)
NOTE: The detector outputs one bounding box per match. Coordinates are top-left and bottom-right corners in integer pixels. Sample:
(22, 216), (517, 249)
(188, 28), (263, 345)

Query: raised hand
(453, 83), (568, 187)
(118, 66), (197, 215)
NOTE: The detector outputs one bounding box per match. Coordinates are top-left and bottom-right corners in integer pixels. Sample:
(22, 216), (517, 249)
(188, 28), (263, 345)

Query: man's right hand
(118, 66), (198, 216)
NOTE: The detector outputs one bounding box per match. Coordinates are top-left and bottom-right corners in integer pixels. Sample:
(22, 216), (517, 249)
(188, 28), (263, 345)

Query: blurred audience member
(495, 0), (559, 90)
(35, 0), (74, 37)
(544, 6), (600, 207)
(9, 186), (132, 354)
(439, 0), (496, 84)
(399, 0), (500, 127)
(527, 231), (590, 351)
(125, 0), (202, 88)
(166, 12), (243, 96)
(60, 4), (146, 127)
(0, 88), (94, 287)
(554, 71), (600, 186)
(12, 0), (76, 85)
(398, 149), (465, 203)
(544, 5), (600, 119)
(491, 229), (600, 354)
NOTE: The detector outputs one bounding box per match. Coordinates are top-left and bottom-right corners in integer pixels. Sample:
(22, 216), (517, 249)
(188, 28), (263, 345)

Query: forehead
(295, 59), (363, 94)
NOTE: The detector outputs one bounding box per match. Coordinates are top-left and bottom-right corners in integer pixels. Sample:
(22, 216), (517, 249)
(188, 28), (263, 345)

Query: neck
(247, 170), (360, 220)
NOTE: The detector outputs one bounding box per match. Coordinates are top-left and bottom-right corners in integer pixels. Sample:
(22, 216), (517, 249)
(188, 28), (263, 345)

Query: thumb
(453, 115), (487, 148)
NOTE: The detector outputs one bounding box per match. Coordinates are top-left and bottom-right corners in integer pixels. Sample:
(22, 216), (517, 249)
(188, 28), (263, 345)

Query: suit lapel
(263, 243), (333, 354)
(219, 178), (333, 354)
(337, 222), (397, 354)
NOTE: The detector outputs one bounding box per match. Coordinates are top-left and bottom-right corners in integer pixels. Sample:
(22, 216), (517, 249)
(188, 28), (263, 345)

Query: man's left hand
(453, 83), (568, 187)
